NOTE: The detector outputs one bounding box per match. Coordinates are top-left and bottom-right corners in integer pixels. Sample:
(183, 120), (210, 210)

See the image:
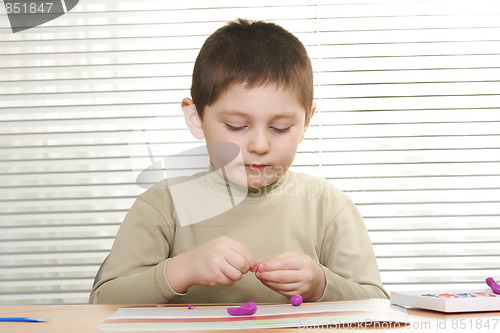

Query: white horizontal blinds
(309, 0), (500, 291)
(0, 0), (499, 305)
(0, 1), (319, 304)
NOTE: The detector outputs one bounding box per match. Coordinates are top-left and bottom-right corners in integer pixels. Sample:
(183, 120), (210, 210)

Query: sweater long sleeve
(89, 171), (388, 304)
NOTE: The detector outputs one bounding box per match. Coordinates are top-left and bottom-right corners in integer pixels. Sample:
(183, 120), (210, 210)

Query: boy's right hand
(165, 236), (257, 293)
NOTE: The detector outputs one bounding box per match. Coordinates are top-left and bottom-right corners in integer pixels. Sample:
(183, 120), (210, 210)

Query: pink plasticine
(290, 295), (303, 306)
(227, 302), (257, 316)
(486, 277), (500, 295)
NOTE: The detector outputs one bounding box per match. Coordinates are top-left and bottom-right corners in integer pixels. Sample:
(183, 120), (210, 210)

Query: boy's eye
(225, 123), (246, 131)
(271, 126), (291, 133)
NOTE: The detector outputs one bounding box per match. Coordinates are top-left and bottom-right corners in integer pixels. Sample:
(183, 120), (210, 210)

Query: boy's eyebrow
(219, 109), (300, 120)
(219, 109), (248, 117)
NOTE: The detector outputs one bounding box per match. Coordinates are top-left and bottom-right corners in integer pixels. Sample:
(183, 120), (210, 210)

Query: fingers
(255, 252), (303, 288)
(255, 252), (326, 301)
(226, 238), (258, 273)
(259, 280), (303, 298)
(256, 263), (304, 297)
(201, 236), (258, 287)
(258, 252), (298, 272)
(220, 249), (253, 284)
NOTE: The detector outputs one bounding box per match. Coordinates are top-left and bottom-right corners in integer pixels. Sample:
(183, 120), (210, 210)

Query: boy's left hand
(255, 252), (326, 302)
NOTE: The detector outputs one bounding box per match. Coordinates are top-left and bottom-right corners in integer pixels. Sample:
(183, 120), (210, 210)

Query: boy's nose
(247, 130), (270, 154)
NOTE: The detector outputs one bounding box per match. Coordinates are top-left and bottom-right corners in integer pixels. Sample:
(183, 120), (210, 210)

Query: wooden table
(1, 304), (499, 332)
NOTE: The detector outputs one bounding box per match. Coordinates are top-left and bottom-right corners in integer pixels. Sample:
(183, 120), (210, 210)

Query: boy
(89, 19), (388, 304)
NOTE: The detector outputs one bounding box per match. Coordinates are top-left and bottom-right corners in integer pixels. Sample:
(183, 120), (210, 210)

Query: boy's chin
(224, 174), (275, 189)
(246, 176), (280, 189)
(222, 165), (285, 189)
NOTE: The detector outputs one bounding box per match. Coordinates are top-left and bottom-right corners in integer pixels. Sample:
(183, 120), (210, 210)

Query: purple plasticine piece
(188, 305), (195, 310)
(486, 277), (500, 295)
(227, 302), (257, 316)
(290, 295), (303, 306)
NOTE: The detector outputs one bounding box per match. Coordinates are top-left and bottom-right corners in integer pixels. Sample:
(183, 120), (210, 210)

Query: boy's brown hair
(190, 18), (314, 118)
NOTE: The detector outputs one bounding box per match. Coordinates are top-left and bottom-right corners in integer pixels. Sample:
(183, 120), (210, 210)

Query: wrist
(307, 264), (327, 302)
(165, 256), (191, 294)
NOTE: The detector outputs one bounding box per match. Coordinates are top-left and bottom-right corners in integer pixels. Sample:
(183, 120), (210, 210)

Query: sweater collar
(203, 163), (291, 199)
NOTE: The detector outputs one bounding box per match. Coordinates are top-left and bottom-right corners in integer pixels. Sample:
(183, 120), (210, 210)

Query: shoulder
(287, 171), (349, 200)
(287, 171), (356, 219)
(137, 171), (210, 211)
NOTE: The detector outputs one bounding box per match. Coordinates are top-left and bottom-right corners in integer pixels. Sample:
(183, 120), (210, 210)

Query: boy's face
(199, 83), (314, 188)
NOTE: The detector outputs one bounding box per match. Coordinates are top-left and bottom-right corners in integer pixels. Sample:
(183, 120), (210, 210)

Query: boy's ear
(300, 102), (316, 142)
(306, 102), (316, 127)
(181, 98), (204, 140)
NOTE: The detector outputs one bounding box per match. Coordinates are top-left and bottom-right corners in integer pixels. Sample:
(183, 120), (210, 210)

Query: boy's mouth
(245, 164), (269, 171)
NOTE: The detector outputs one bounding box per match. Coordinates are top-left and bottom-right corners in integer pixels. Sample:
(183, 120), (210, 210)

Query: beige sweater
(89, 171), (388, 304)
